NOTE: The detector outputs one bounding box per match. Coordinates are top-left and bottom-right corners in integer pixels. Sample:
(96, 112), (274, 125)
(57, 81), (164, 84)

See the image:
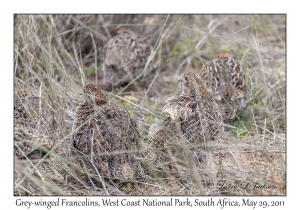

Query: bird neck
(189, 77), (212, 101)
(84, 99), (107, 108)
(96, 100), (107, 106)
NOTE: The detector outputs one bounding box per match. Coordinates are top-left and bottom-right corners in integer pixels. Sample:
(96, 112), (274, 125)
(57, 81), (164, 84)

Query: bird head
(178, 72), (212, 99)
(110, 27), (133, 37)
(83, 84), (107, 106)
(177, 72), (199, 88)
(177, 72), (199, 98)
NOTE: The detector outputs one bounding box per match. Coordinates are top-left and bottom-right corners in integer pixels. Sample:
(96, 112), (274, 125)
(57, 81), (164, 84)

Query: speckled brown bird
(201, 54), (251, 120)
(171, 72), (223, 144)
(71, 84), (143, 183)
(145, 72), (224, 176)
(14, 90), (64, 195)
(14, 89), (50, 157)
(102, 27), (153, 87)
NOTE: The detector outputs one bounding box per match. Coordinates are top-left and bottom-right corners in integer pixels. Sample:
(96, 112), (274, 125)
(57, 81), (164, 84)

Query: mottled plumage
(201, 54), (251, 120)
(145, 72), (223, 177)
(102, 28), (153, 87)
(14, 90), (51, 157)
(171, 72), (223, 144)
(14, 90), (64, 195)
(71, 84), (143, 182)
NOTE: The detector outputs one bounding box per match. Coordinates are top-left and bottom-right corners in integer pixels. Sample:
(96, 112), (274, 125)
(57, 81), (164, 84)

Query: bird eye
(184, 77), (187, 80)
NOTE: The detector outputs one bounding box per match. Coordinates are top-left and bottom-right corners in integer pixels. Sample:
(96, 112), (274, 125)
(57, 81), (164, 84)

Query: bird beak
(31, 93), (39, 98)
(177, 77), (184, 83)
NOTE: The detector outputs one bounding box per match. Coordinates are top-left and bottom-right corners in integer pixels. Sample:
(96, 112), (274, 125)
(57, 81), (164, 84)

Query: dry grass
(14, 14), (286, 195)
